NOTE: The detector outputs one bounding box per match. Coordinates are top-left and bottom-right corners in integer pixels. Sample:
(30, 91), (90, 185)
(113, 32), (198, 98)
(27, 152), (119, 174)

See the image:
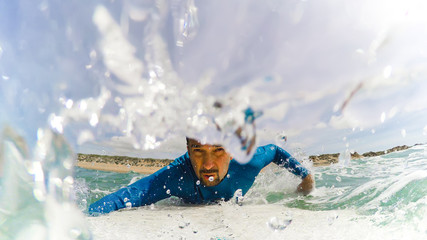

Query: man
(88, 138), (314, 215)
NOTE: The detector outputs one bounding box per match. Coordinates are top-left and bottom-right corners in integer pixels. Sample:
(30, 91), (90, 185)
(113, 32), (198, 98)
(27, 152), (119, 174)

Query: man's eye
(214, 148), (224, 152)
(193, 148), (202, 152)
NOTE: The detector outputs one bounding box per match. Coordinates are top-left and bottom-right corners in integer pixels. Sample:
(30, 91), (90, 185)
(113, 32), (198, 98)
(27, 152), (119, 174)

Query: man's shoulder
(253, 144), (278, 156)
(151, 152), (191, 178)
(231, 144), (279, 168)
(170, 152), (190, 167)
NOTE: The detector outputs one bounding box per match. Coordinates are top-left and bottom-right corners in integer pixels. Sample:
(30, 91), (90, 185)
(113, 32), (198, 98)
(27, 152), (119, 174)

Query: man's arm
(268, 144), (314, 195)
(88, 165), (176, 215)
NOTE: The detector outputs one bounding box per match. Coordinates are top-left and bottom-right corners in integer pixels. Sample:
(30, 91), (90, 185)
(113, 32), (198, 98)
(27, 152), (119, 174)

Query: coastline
(76, 154), (172, 174)
(309, 145), (412, 166)
(76, 144), (414, 174)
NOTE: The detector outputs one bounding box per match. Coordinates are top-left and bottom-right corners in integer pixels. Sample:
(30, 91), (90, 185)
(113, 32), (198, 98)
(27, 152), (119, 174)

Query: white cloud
(315, 122), (327, 129)
(329, 114), (360, 130)
(263, 102), (290, 121)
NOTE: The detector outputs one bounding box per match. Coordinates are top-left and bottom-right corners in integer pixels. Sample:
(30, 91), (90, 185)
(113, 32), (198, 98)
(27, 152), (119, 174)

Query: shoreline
(308, 145), (412, 166)
(76, 144), (415, 174)
(76, 154), (172, 174)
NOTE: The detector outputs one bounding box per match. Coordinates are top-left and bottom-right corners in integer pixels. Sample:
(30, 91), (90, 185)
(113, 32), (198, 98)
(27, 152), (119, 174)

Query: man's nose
(203, 154), (215, 170)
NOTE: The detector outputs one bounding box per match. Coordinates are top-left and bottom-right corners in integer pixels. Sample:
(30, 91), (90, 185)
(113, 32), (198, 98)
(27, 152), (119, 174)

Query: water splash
(0, 126), (91, 240)
(172, 0), (199, 48)
(34, 3), (256, 164)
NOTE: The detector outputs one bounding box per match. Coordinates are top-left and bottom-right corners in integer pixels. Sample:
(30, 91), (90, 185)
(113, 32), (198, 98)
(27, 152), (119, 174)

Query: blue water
(74, 168), (145, 213)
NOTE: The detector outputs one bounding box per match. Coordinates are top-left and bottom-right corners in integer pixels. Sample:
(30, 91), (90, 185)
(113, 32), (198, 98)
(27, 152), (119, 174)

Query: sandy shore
(76, 154), (172, 174)
(76, 145), (414, 174)
(76, 161), (169, 174)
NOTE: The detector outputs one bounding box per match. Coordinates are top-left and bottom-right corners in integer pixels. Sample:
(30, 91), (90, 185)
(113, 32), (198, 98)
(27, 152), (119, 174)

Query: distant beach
(76, 145), (414, 174)
(77, 154), (173, 174)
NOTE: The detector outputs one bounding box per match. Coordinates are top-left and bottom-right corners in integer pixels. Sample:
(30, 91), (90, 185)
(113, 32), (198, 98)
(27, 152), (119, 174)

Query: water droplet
(65, 99), (73, 109)
(176, 0), (199, 47)
(226, 174), (230, 178)
(163, 185), (166, 189)
(196, 180), (200, 185)
(208, 176), (214, 182)
(69, 228), (82, 238)
(267, 217), (292, 231)
(383, 65), (392, 79)
(79, 100), (87, 111)
(336, 176), (342, 182)
(167, 166), (171, 169)
(89, 113), (99, 127)
(380, 112), (386, 123)
(178, 221), (190, 229)
(166, 189), (171, 194)
(234, 189), (243, 206)
(49, 114), (64, 133)
(125, 202), (132, 209)
(88, 51), (98, 62)
(124, 197), (129, 202)
(401, 129), (407, 138)
(327, 213), (339, 225)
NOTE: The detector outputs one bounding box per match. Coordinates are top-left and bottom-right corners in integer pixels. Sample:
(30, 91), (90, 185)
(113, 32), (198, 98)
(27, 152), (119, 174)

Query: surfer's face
(187, 138), (232, 187)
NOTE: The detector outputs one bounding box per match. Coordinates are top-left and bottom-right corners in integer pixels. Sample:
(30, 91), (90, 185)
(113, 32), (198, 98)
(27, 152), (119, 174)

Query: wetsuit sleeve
(88, 164), (179, 215)
(269, 144), (310, 179)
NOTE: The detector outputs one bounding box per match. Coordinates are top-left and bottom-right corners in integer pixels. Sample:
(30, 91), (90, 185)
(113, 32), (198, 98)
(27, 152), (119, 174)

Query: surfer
(89, 138), (314, 215)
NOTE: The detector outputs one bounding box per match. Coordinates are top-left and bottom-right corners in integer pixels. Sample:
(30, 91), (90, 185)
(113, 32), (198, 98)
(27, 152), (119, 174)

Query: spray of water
(0, 127), (91, 239)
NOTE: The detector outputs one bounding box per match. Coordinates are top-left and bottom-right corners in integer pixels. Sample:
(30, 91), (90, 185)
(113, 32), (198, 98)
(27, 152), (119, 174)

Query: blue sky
(1, 0), (426, 160)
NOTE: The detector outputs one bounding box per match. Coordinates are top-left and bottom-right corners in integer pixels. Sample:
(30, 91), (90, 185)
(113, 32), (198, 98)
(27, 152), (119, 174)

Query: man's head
(186, 138), (232, 187)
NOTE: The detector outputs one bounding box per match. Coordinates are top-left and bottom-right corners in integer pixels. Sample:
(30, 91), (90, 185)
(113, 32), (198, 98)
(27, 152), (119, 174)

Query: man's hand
(297, 174), (314, 195)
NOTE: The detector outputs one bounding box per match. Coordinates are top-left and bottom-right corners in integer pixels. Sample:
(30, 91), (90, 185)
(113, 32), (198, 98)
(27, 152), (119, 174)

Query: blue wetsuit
(88, 144), (309, 215)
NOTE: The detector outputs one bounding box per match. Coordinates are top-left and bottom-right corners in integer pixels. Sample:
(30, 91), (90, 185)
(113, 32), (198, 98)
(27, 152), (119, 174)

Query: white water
(87, 203), (425, 240)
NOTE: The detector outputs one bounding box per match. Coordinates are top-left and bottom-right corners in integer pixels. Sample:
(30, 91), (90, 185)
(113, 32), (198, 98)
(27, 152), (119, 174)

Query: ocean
(70, 144), (427, 239)
(1, 124), (426, 239)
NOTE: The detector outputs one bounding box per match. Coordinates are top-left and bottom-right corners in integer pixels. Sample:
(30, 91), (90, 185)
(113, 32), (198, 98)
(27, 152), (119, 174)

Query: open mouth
(202, 174), (216, 182)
